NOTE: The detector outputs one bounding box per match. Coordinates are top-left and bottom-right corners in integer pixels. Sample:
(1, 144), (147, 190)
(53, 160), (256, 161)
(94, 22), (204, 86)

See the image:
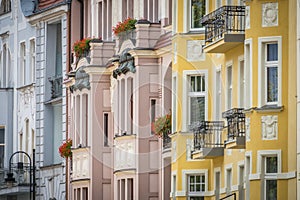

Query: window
(150, 99), (156, 134)
(188, 175), (205, 200)
(189, 75), (206, 125)
(215, 68), (222, 120)
(0, 0), (11, 15)
(190, 0), (206, 30)
(1, 44), (11, 88)
(258, 37), (281, 107)
(20, 42), (26, 86)
(264, 156), (278, 200)
(265, 43), (278, 104)
(239, 59), (245, 108)
(226, 65), (232, 109)
(244, 40), (252, 109)
(144, 0), (159, 22)
(0, 128), (4, 168)
(30, 39), (35, 83)
(188, 175), (205, 192)
(104, 113), (109, 146)
(123, 0), (134, 20)
(98, 0), (112, 40)
(226, 168), (232, 195)
(183, 70), (208, 131)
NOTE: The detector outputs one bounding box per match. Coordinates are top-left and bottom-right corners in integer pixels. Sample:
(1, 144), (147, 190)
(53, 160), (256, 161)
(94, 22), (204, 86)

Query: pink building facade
(66, 1), (173, 199)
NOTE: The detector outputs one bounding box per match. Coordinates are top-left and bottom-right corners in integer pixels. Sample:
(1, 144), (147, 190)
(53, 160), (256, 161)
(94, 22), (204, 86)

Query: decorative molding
(186, 40), (205, 61)
(262, 3), (278, 27)
(249, 173), (261, 180)
(261, 115), (278, 140)
(245, 6), (250, 29)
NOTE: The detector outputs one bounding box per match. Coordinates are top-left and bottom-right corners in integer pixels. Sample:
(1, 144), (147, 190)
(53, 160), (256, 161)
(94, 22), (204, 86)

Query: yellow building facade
(171, 0), (297, 200)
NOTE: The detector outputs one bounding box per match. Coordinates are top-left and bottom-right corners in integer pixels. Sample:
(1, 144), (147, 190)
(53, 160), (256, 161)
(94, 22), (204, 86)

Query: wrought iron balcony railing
(201, 6), (245, 45)
(163, 132), (171, 149)
(222, 108), (245, 140)
(192, 121), (224, 151)
(48, 75), (63, 99)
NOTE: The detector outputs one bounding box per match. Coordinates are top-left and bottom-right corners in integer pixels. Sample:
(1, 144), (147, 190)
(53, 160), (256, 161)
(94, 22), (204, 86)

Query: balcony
(0, 167), (31, 195)
(201, 6), (245, 53)
(71, 147), (90, 181)
(222, 108), (246, 149)
(48, 75), (62, 99)
(192, 121), (224, 159)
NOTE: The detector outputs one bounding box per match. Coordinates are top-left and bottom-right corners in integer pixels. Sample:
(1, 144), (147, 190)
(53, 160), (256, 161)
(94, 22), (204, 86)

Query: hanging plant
(59, 139), (72, 158)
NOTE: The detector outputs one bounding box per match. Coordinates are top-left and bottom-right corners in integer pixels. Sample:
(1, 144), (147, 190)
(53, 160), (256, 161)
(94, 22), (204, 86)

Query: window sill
(255, 105), (284, 113)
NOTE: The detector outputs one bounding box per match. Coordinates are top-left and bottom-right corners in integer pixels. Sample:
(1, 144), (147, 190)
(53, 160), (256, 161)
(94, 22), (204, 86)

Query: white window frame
(172, 72), (178, 133)
(226, 62), (233, 110)
(258, 36), (282, 107)
(182, 70), (208, 132)
(184, 0), (209, 32)
(182, 169), (208, 196)
(238, 55), (245, 108)
(20, 41), (26, 86)
(214, 65), (222, 120)
(29, 38), (35, 83)
(257, 150), (281, 200)
(225, 163), (233, 195)
(244, 39), (253, 109)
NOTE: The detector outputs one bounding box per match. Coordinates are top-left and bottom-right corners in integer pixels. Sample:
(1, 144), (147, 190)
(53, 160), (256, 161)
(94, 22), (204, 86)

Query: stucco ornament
(246, 117), (250, 141)
(245, 6), (250, 29)
(262, 3), (278, 27)
(187, 40), (205, 61)
(261, 115), (278, 139)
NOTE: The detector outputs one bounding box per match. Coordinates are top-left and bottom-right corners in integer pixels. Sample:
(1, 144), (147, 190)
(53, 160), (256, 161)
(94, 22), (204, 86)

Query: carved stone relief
(262, 3), (278, 27)
(261, 115), (278, 139)
(187, 40), (205, 61)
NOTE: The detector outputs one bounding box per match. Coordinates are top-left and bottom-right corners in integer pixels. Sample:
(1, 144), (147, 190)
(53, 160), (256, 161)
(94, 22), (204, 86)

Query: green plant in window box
(152, 112), (172, 138)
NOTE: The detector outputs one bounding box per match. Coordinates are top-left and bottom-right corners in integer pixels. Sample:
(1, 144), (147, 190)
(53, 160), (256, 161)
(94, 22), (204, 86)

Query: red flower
(59, 139), (72, 158)
(112, 17), (137, 36)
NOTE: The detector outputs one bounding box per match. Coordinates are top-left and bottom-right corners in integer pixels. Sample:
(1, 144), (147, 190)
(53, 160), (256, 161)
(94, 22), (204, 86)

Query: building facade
(66, 0), (173, 199)
(171, 0), (297, 200)
(0, 0), (36, 199)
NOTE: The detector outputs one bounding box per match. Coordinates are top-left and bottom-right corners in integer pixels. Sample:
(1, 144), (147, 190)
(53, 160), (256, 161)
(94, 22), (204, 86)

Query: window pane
(266, 157), (278, 173)
(196, 184), (201, 192)
(196, 175), (200, 182)
(190, 175), (195, 183)
(267, 43), (278, 61)
(266, 180), (277, 200)
(0, 128), (4, 144)
(190, 97), (205, 124)
(267, 66), (278, 102)
(191, 0), (206, 29)
(191, 76), (196, 92)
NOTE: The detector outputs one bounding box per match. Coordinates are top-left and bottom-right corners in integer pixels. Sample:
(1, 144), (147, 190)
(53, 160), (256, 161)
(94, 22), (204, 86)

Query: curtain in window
(190, 96), (205, 124)
(267, 66), (278, 102)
